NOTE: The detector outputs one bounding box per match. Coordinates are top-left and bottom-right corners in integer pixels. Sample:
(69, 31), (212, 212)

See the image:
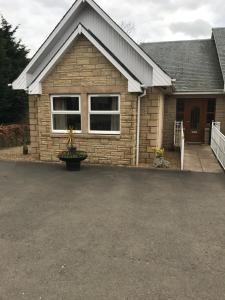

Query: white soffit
(12, 0), (171, 92)
(28, 24), (142, 94)
(12, 0), (84, 90)
(86, 0), (171, 86)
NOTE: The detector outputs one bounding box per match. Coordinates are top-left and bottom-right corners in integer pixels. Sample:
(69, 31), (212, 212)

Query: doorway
(176, 99), (216, 143)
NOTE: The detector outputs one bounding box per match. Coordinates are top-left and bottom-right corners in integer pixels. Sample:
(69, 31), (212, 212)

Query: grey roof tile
(212, 28), (225, 85)
(140, 39), (224, 92)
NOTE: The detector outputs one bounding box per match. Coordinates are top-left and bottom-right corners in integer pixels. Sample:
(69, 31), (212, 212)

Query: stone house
(12, 0), (225, 166)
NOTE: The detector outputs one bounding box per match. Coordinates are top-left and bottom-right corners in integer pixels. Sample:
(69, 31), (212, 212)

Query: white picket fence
(174, 121), (185, 170)
(211, 122), (225, 170)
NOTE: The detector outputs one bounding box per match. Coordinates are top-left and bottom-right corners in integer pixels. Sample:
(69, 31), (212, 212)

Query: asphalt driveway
(0, 161), (225, 300)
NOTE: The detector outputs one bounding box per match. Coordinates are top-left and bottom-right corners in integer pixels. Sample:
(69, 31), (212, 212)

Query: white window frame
(88, 94), (121, 134)
(51, 95), (81, 133)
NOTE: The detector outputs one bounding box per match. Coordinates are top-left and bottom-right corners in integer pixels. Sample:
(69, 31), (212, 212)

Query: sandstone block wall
(163, 96), (176, 149)
(29, 35), (138, 166)
(139, 88), (164, 164)
(28, 95), (40, 159)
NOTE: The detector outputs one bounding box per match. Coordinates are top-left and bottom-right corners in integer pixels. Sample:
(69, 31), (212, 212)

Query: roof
(86, 26), (141, 84)
(12, 0), (171, 94)
(28, 24), (142, 94)
(212, 28), (225, 86)
(140, 38), (224, 93)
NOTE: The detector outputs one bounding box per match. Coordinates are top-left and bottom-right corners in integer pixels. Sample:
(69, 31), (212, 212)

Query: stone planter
(153, 156), (169, 168)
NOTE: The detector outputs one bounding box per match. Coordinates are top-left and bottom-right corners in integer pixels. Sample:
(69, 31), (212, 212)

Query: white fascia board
(86, 0), (172, 86)
(212, 31), (225, 91)
(28, 24), (142, 94)
(128, 81), (142, 93)
(29, 82), (42, 95)
(12, 72), (26, 90)
(84, 28), (142, 93)
(172, 90), (225, 95)
(12, 0), (84, 90)
(13, 0), (171, 90)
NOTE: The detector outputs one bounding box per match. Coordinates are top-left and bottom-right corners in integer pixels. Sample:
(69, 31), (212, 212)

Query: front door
(184, 100), (205, 143)
(177, 99), (216, 143)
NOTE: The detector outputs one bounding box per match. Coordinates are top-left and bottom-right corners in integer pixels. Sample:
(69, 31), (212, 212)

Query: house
(12, 0), (225, 166)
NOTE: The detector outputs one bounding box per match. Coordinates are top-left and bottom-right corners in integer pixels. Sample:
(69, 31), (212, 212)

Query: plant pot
(153, 156), (169, 168)
(67, 146), (77, 153)
(58, 151), (88, 171)
(65, 158), (81, 171)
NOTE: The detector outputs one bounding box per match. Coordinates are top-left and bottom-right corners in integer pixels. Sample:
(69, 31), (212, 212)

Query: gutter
(136, 88), (147, 166)
(172, 90), (225, 95)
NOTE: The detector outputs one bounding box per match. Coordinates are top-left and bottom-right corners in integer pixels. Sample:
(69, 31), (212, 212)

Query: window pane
(53, 114), (81, 130)
(90, 115), (120, 131)
(91, 96), (118, 111)
(207, 100), (215, 113)
(190, 107), (200, 130)
(177, 100), (184, 113)
(53, 97), (79, 111)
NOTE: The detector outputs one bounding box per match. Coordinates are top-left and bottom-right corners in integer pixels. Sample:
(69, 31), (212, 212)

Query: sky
(0, 0), (225, 57)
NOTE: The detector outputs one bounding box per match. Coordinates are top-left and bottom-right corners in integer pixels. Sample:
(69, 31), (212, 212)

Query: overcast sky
(0, 0), (225, 57)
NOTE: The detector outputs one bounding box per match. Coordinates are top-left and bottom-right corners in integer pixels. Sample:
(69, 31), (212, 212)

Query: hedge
(0, 124), (30, 148)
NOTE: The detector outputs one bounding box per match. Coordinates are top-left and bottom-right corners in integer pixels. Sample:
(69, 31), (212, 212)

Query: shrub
(0, 124), (30, 148)
(152, 147), (164, 158)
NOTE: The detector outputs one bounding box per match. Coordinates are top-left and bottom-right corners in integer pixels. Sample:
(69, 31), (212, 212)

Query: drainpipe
(136, 88), (147, 166)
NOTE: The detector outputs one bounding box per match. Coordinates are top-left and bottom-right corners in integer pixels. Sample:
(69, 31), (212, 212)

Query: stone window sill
(50, 133), (121, 140)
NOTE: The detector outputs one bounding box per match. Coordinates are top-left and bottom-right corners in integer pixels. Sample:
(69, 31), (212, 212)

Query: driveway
(0, 161), (225, 300)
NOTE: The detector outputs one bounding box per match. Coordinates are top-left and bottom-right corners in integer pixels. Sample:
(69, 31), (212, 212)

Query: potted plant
(58, 127), (87, 171)
(152, 147), (169, 168)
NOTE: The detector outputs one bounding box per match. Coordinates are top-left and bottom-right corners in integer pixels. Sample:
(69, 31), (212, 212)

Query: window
(206, 99), (216, 125)
(51, 95), (81, 132)
(176, 99), (185, 121)
(89, 95), (120, 134)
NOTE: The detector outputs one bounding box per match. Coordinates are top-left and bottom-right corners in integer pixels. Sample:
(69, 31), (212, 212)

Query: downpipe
(136, 88), (147, 166)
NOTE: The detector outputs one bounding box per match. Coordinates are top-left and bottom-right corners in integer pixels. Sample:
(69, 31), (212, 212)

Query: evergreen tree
(0, 17), (29, 124)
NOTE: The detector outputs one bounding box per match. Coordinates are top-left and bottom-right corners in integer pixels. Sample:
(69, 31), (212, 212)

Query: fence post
(174, 121), (185, 170)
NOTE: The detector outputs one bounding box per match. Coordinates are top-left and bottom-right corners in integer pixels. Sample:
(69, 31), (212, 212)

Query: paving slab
(184, 144), (223, 173)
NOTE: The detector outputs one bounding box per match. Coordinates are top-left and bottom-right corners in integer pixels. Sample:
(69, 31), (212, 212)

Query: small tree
(0, 17), (29, 124)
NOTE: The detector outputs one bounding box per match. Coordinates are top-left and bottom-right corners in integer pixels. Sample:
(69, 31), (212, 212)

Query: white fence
(174, 121), (185, 170)
(211, 122), (225, 170)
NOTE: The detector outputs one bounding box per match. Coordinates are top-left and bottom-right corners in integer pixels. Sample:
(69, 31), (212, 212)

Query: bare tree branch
(120, 21), (136, 37)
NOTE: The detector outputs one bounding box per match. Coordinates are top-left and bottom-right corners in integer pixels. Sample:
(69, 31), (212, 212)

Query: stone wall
(139, 88), (164, 164)
(215, 96), (225, 134)
(29, 35), (138, 166)
(163, 96), (176, 149)
(158, 92), (165, 147)
(29, 95), (40, 159)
